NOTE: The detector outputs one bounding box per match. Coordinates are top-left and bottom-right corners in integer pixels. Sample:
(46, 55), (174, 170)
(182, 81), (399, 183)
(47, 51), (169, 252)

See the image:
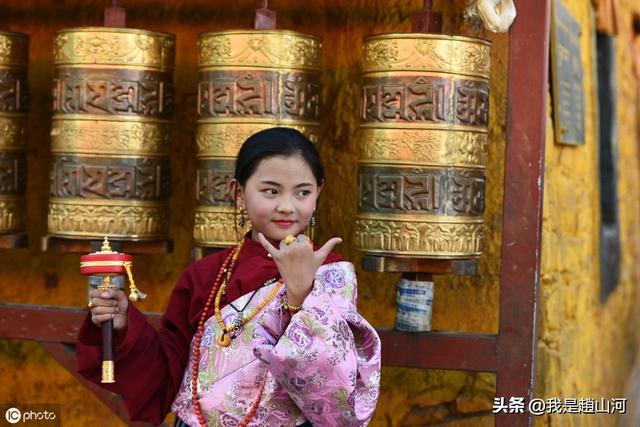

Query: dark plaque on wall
(551, 0), (585, 146)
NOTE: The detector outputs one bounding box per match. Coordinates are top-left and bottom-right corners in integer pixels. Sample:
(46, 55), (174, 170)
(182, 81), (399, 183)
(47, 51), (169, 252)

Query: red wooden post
(496, 0), (551, 425)
(412, 0), (443, 33)
(104, 0), (126, 28)
(254, 0), (276, 30)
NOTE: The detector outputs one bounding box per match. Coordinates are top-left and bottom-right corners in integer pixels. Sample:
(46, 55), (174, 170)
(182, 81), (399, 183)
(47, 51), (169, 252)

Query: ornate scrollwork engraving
(48, 199), (168, 239)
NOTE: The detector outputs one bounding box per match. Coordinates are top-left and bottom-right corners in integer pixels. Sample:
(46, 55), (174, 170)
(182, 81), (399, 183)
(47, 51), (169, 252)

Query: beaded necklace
(227, 276), (280, 329)
(190, 239), (282, 427)
(216, 276), (283, 347)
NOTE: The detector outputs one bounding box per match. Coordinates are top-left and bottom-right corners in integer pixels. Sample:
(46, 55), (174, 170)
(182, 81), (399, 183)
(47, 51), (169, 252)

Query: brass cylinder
(194, 30), (322, 247)
(354, 34), (491, 258)
(48, 28), (175, 240)
(0, 31), (29, 235)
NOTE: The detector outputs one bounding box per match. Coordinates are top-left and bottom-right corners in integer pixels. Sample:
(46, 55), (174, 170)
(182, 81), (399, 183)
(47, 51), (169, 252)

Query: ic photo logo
(2, 405), (59, 425)
(5, 407), (21, 424)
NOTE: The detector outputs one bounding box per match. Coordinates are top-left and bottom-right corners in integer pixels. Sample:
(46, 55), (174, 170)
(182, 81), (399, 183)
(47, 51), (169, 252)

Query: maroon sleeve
(76, 269), (197, 425)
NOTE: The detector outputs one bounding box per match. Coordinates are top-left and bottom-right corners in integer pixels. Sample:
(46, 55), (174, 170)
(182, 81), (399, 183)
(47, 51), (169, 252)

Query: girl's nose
(276, 199), (295, 213)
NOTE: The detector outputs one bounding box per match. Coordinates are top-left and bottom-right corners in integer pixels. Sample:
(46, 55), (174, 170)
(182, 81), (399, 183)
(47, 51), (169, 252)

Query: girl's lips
(273, 220), (296, 228)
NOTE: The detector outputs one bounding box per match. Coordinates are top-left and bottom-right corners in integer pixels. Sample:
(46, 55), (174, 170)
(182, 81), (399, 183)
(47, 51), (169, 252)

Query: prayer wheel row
(0, 31), (29, 235)
(20, 27), (490, 259)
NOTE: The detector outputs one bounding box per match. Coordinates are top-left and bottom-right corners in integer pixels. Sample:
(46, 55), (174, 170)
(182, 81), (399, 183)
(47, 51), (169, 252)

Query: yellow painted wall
(536, 0), (640, 426)
(9, 0), (638, 426)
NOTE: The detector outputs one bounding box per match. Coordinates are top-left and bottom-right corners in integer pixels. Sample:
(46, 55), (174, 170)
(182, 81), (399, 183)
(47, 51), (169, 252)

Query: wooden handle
(101, 319), (115, 383)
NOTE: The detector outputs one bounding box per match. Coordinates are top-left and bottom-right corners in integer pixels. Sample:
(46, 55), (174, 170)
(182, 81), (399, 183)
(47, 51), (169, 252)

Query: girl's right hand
(88, 288), (129, 331)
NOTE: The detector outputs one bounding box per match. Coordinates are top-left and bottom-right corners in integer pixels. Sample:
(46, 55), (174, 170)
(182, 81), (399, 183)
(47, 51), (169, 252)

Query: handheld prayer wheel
(80, 237), (146, 383)
(354, 34), (491, 258)
(0, 31), (29, 234)
(48, 27), (175, 240)
(194, 30), (322, 247)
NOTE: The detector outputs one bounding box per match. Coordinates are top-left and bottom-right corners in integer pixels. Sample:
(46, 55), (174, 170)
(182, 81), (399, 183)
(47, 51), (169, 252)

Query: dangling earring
(238, 209), (247, 227)
(309, 214), (317, 240)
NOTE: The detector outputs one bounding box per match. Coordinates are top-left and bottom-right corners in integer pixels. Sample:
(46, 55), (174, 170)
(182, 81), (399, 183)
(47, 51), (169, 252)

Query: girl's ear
(228, 179), (244, 209)
(316, 180), (325, 196)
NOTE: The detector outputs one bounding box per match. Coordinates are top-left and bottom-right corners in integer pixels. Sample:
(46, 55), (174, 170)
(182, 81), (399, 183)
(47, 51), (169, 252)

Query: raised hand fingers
(314, 237), (343, 263)
(258, 232), (279, 258)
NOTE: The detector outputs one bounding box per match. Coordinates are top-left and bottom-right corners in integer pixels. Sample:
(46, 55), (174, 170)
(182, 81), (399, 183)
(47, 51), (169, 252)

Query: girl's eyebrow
(259, 180), (313, 188)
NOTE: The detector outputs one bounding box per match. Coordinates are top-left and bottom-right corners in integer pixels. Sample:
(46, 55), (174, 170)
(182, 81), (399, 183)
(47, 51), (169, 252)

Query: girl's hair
(234, 127), (324, 186)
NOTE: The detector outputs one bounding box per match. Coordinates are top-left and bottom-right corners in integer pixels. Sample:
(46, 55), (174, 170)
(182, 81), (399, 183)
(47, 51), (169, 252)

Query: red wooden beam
(0, 304), (497, 371)
(378, 329), (497, 371)
(496, 0), (551, 425)
(0, 304), (161, 343)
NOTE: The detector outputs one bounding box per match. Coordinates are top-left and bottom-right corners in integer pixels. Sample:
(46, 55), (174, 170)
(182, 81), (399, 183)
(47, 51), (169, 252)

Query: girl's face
(232, 154), (322, 246)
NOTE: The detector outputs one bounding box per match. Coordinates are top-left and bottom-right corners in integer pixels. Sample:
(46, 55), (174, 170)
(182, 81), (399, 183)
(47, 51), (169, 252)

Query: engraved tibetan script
(0, 70), (28, 113)
(198, 71), (320, 120)
(362, 77), (447, 123)
(361, 76), (489, 127)
(358, 166), (484, 216)
(0, 153), (26, 194)
(196, 159), (234, 206)
(50, 156), (169, 200)
(52, 69), (173, 117)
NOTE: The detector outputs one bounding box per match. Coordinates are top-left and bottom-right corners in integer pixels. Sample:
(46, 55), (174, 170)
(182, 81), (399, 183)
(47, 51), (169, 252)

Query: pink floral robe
(171, 261), (381, 426)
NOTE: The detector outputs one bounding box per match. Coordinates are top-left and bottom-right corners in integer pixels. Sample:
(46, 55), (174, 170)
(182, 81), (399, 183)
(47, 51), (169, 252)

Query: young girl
(77, 127), (381, 426)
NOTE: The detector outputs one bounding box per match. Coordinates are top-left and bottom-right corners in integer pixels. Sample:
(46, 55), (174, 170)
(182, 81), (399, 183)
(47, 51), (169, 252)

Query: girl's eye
(263, 188), (277, 195)
(297, 190), (311, 197)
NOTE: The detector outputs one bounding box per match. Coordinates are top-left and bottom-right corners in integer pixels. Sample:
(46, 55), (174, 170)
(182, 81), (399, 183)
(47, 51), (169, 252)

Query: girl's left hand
(258, 232), (342, 306)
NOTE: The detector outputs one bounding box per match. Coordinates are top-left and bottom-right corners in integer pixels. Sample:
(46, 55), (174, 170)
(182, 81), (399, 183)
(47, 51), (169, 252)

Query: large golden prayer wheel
(48, 28), (175, 240)
(194, 30), (322, 247)
(0, 31), (29, 235)
(354, 34), (491, 258)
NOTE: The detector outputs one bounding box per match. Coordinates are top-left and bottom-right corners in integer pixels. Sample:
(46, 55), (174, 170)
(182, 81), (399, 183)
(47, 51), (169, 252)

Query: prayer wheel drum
(354, 34), (491, 258)
(0, 31), (29, 234)
(48, 28), (175, 240)
(194, 30), (322, 247)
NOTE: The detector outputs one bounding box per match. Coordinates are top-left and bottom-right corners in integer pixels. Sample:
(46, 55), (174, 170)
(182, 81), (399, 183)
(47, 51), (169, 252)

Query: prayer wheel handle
(80, 237), (147, 383)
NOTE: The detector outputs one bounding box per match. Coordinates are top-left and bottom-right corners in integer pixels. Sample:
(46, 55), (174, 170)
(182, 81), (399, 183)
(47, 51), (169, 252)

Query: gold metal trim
(49, 197), (166, 207)
(358, 122), (488, 132)
(0, 115), (27, 150)
(355, 212), (483, 223)
(51, 117), (171, 156)
(197, 117), (321, 126)
(101, 360), (115, 384)
(362, 34), (491, 78)
(80, 260), (127, 268)
(0, 196), (25, 233)
(0, 31), (29, 67)
(48, 198), (168, 240)
(198, 30), (322, 71)
(194, 205), (251, 247)
(197, 122), (320, 157)
(358, 127), (487, 168)
(362, 70), (490, 82)
(353, 214), (484, 258)
(53, 28), (175, 70)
